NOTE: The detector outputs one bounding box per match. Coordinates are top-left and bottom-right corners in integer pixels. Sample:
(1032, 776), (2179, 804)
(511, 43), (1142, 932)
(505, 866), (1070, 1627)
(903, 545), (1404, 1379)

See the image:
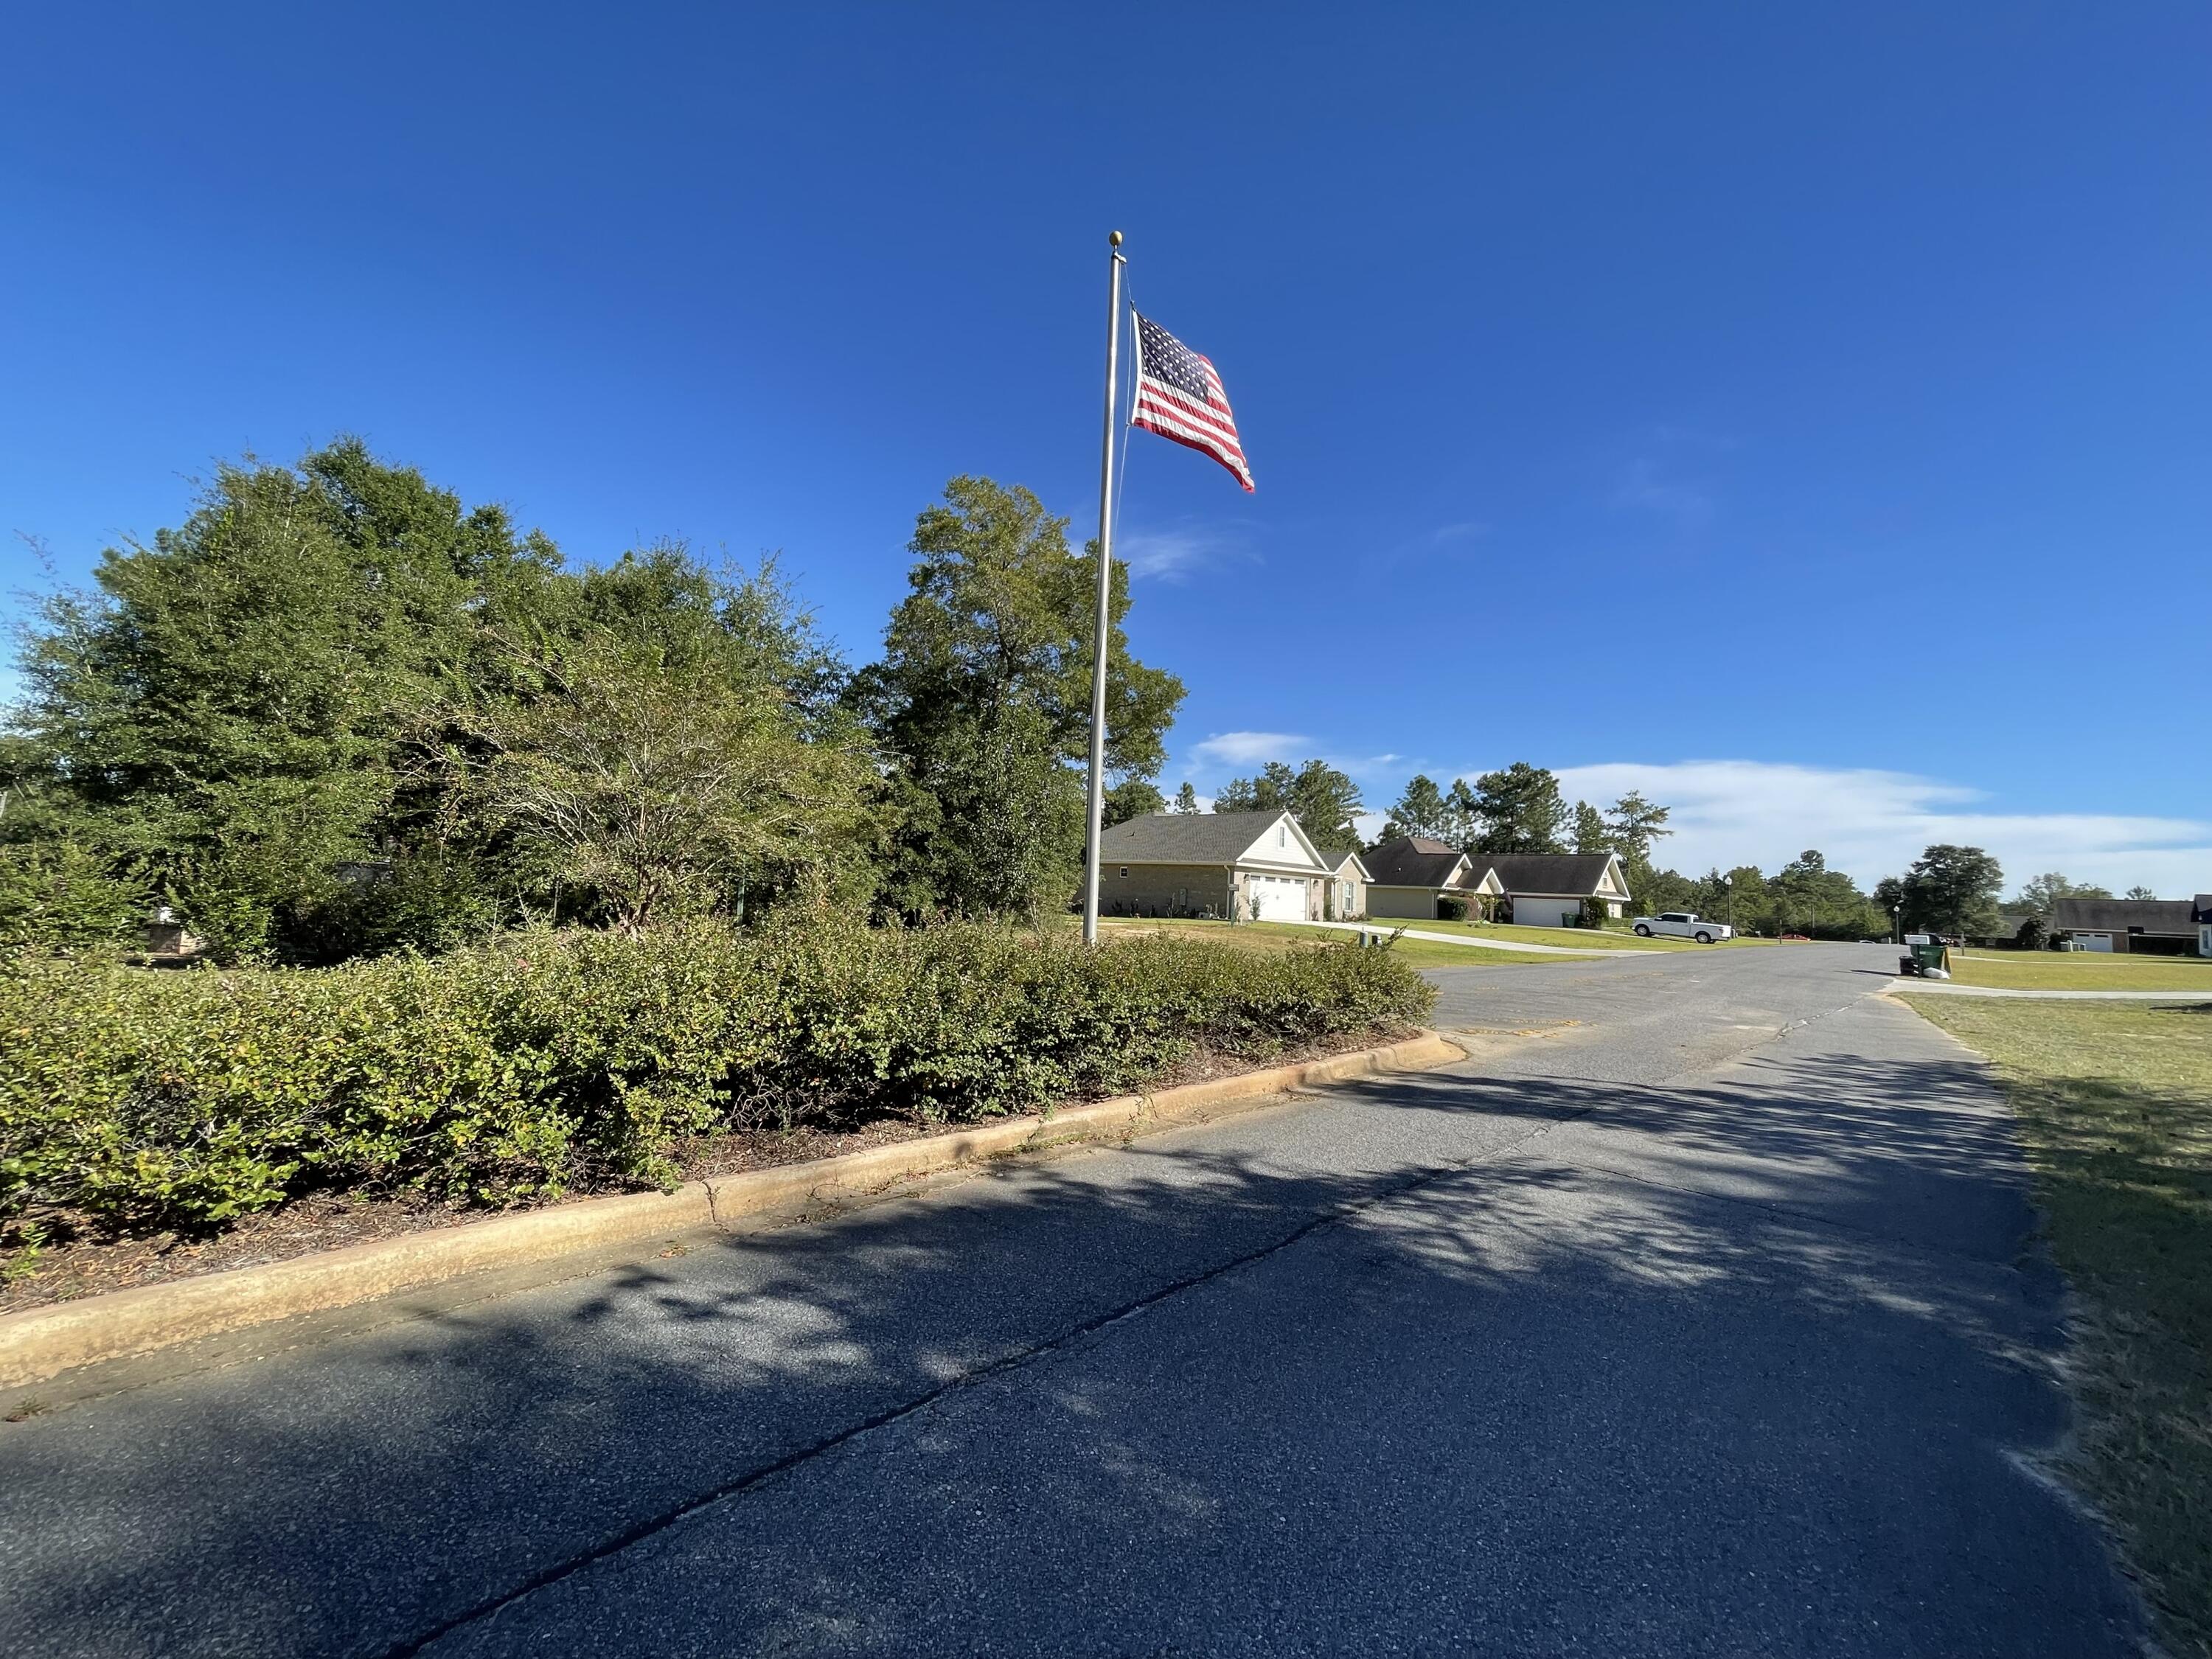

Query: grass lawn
(1945, 950), (2212, 992)
(1902, 994), (2212, 1656)
(1094, 917), (1570, 970)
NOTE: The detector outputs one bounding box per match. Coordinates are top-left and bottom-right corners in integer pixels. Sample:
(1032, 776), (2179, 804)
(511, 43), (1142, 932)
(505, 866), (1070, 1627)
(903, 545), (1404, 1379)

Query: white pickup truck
(1632, 911), (1734, 943)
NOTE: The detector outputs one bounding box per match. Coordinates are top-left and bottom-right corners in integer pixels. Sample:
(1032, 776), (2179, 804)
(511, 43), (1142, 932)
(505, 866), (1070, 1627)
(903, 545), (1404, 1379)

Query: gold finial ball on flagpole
(1110, 230), (1122, 247)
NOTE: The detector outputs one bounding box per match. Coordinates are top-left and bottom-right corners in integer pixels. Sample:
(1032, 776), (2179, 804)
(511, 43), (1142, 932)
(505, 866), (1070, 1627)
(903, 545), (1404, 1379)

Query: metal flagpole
(1081, 229), (1126, 946)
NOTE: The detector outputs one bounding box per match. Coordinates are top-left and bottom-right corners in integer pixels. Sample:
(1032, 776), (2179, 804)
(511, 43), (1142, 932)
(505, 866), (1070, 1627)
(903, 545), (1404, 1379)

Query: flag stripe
(1134, 380), (1241, 442)
(1130, 310), (1252, 492)
(1131, 402), (1247, 465)
(1132, 417), (1254, 481)
(1132, 420), (1247, 474)
(1131, 399), (1245, 459)
(1131, 392), (1248, 457)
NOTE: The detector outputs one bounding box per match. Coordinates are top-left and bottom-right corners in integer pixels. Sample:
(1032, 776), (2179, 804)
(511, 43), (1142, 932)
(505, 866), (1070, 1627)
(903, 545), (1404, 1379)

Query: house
(2053, 896), (2204, 956)
(1363, 837), (1506, 921)
(1967, 909), (2038, 948)
(1475, 852), (1635, 928)
(1095, 810), (1335, 922)
(2201, 895), (2212, 959)
(1323, 847), (1371, 921)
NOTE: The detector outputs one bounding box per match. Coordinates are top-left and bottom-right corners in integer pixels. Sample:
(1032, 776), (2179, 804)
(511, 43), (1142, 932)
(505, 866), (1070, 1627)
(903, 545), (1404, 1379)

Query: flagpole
(1081, 229), (1126, 947)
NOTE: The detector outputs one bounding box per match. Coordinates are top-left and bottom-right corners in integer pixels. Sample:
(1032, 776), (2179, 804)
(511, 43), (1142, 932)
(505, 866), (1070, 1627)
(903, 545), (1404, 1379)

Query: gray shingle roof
(1476, 853), (1624, 897)
(1098, 810), (1288, 865)
(1363, 837), (1469, 888)
(2053, 897), (2197, 935)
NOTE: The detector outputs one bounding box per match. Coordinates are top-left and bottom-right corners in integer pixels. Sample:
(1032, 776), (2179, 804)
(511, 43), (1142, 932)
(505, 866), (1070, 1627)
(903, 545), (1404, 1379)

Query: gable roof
(2053, 897), (2197, 935)
(1363, 836), (1472, 889)
(2196, 894), (2212, 925)
(1097, 810), (1329, 872)
(1324, 847), (1371, 880)
(1476, 852), (1630, 899)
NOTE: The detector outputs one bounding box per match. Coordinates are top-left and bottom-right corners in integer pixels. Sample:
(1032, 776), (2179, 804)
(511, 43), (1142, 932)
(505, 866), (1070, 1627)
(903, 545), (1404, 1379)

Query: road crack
(380, 1102), (1586, 1655)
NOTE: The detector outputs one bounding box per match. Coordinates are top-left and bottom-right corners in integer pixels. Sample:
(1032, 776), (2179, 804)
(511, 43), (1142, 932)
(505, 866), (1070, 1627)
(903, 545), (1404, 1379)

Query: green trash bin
(1910, 941), (1948, 975)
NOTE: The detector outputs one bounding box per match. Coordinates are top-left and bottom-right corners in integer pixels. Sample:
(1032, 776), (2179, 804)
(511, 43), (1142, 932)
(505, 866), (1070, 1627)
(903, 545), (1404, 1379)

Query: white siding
(1232, 813), (1332, 876)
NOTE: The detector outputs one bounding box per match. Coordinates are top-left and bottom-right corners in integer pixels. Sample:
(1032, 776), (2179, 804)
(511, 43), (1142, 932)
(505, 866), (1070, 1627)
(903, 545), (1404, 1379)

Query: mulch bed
(0, 1026), (1414, 1318)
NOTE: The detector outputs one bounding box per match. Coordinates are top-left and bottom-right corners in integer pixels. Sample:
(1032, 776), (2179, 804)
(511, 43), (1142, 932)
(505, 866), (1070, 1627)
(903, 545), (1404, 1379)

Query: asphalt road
(0, 944), (2147, 1656)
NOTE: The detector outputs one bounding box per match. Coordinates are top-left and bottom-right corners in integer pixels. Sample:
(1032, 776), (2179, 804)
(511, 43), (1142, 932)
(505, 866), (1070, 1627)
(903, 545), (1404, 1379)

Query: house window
(1119, 867), (1128, 878)
(1279, 828), (1286, 847)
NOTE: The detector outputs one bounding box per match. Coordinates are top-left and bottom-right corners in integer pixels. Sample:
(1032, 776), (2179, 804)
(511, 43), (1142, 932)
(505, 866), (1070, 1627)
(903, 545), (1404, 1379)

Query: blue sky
(4, 3), (2207, 892)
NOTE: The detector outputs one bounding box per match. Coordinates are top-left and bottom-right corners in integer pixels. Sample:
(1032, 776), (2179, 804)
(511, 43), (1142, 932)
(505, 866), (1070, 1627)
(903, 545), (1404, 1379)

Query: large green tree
(1470, 762), (1569, 855)
(432, 620), (883, 933)
(1380, 773), (1481, 849)
(852, 476), (1184, 917)
(10, 442), (882, 958)
(1897, 844), (2004, 936)
(1603, 790), (1672, 863)
(1381, 774), (1450, 843)
(1772, 849), (1888, 939)
(1572, 800), (1610, 854)
(1103, 779), (1166, 827)
(1214, 759), (1364, 852)
(10, 442), (555, 957)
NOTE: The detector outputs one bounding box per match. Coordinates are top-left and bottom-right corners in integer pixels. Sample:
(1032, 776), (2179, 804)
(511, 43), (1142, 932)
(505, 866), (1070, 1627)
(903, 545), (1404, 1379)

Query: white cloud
(1427, 521), (1489, 546)
(1191, 731), (1307, 768)
(1368, 521), (1492, 575)
(1542, 759), (2211, 896)
(1180, 737), (1408, 796)
(1613, 425), (1736, 530)
(1615, 457), (1714, 529)
(1117, 521), (1251, 582)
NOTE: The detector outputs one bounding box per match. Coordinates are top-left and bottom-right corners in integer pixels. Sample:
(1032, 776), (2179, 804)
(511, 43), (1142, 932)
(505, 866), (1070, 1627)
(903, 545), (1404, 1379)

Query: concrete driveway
(0, 945), (2146, 1656)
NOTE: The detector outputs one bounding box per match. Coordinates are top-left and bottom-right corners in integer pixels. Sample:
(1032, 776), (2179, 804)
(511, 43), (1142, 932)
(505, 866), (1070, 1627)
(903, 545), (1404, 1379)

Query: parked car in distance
(1633, 911), (1735, 943)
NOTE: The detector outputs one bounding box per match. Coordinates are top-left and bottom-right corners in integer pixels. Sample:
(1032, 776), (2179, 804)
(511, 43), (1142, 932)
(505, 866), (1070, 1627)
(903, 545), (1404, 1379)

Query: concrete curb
(0, 1031), (1465, 1391)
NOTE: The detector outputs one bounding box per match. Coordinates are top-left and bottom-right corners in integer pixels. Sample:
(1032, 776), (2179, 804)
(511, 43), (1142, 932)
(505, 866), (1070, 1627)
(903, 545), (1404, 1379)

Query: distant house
(1363, 837), (1506, 921)
(1475, 852), (1635, 928)
(2053, 897), (2204, 956)
(2201, 896), (2212, 959)
(1967, 909), (2037, 948)
(1323, 847), (1371, 921)
(1096, 810), (1334, 922)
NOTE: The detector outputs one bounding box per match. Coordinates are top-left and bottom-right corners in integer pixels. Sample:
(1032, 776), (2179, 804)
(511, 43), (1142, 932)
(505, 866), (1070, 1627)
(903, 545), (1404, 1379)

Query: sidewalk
(1891, 982), (2212, 1001)
(1306, 919), (1644, 958)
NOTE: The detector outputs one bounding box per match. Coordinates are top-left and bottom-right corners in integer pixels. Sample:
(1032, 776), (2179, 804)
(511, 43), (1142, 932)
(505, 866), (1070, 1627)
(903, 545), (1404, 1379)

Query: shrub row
(0, 920), (1435, 1234)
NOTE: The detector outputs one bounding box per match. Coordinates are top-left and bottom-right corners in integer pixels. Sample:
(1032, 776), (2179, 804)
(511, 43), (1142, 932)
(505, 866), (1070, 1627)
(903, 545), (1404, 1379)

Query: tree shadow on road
(0, 1030), (2148, 1658)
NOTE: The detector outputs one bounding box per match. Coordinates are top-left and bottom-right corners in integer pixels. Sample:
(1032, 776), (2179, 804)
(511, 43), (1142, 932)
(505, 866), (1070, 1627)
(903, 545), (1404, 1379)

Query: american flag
(1130, 312), (1253, 492)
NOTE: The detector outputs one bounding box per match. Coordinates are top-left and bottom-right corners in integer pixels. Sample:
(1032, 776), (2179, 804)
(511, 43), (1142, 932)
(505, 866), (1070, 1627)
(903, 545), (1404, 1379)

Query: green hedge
(0, 920), (1435, 1234)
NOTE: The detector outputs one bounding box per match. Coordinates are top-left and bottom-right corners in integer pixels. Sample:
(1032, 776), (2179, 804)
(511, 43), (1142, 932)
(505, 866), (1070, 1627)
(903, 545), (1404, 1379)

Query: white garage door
(1515, 899), (1580, 928)
(1249, 876), (1307, 922)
